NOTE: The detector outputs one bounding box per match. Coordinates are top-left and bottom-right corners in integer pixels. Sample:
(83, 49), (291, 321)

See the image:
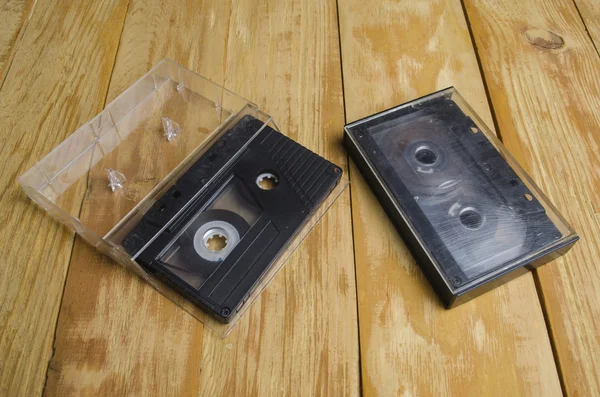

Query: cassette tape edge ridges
(260, 129), (334, 209)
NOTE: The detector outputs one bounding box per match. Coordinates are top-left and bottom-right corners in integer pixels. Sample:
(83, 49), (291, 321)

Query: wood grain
(46, 0), (359, 396)
(0, 0), (129, 396)
(338, 0), (563, 395)
(463, 0), (600, 395)
(197, 1), (358, 394)
(574, 0), (600, 51)
(45, 2), (233, 395)
(0, 0), (36, 86)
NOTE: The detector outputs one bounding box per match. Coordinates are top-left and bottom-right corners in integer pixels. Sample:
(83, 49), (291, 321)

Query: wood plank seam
(0, 0), (38, 91)
(571, 0), (600, 59)
(458, 1), (568, 394)
(38, 1), (132, 394)
(333, 0), (365, 396)
(220, 2), (234, 102)
(458, 0), (505, 142)
(532, 271), (568, 397)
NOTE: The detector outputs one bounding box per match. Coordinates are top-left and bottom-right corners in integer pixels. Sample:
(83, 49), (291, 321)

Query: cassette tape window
(369, 108), (549, 281)
(159, 176), (263, 290)
(344, 87), (578, 307)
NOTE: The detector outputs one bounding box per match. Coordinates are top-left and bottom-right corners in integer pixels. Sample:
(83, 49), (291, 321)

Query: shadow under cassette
(344, 87), (578, 307)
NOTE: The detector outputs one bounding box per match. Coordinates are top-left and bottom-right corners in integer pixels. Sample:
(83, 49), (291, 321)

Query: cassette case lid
(19, 59), (348, 335)
(344, 87), (578, 306)
(18, 59), (271, 254)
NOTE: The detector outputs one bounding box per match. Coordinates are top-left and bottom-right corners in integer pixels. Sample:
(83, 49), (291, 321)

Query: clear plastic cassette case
(19, 59), (347, 336)
(344, 87), (578, 307)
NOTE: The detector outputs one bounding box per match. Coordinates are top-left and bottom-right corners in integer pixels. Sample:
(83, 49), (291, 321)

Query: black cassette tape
(344, 88), (578, 307)
(123, 115), (342, 322)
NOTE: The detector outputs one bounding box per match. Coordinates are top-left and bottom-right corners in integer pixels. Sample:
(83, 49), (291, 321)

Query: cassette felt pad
(123, 115), (342, 322)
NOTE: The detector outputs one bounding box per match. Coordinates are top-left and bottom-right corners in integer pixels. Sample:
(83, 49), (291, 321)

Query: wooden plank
(0, 0), (36, 86)
(337, 0), (563, 396)
(463, 0), (600, 395)
(0, 0), (129, 396)
(46, 0), (359, 395)
(196, 1), (358, 394)
(574, 0), (600, 50)
(44, 2), (233, 395)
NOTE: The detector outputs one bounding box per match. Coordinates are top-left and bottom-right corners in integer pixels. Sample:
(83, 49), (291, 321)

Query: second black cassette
(344, 87), (578, 307)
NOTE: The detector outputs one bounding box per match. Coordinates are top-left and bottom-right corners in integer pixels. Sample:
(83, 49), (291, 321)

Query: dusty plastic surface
(344, 87), (578, 306)
(19, 59), (347, 336)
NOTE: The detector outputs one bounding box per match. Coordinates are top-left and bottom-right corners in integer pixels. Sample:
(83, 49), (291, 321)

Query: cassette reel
(374, 112), (467, 199)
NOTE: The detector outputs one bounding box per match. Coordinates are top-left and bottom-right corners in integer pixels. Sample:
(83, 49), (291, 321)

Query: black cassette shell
(123, 115), (342, 322)
(344, 88), (578, 308)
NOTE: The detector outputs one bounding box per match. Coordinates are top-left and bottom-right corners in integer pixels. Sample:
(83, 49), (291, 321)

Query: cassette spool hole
(415, 147), (438, 165)
(204, 228), (228, 252)
(256, 172), (279, 190)
(459, 208), (483, 229)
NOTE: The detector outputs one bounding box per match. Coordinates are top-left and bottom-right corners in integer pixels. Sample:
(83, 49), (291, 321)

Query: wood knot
(525, 28), (564, 49)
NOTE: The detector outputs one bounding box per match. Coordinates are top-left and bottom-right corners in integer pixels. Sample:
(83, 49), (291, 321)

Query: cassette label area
(124, 115), (342, 322)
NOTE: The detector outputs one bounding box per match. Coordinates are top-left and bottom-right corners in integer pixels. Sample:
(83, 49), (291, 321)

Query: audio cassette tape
(344, 87), (578, 307)
(122, 114), (343, 323)
(19, 59), (347, 335)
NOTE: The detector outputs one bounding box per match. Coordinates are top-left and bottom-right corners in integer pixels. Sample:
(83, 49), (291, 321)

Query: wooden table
(1, 0), (599, 396)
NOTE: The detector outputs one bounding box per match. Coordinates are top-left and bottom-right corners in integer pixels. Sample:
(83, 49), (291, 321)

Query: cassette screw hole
(415, 147), (437, 165)
(333, 167), (342, 174)
(525, 193), (533, 201)
(452, 277), (462, 286)
(509, 179), (518, 186)
(459, 209), (483, 229)
(220, 308), (231, 317)
(257, 172), (279, 190)
(484, 163), (492, 171)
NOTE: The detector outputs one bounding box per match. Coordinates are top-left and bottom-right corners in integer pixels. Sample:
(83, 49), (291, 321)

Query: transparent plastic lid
(345, 87), (577, 293)
(19, 59), (348, 336)
(19, 59), (268, 241)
